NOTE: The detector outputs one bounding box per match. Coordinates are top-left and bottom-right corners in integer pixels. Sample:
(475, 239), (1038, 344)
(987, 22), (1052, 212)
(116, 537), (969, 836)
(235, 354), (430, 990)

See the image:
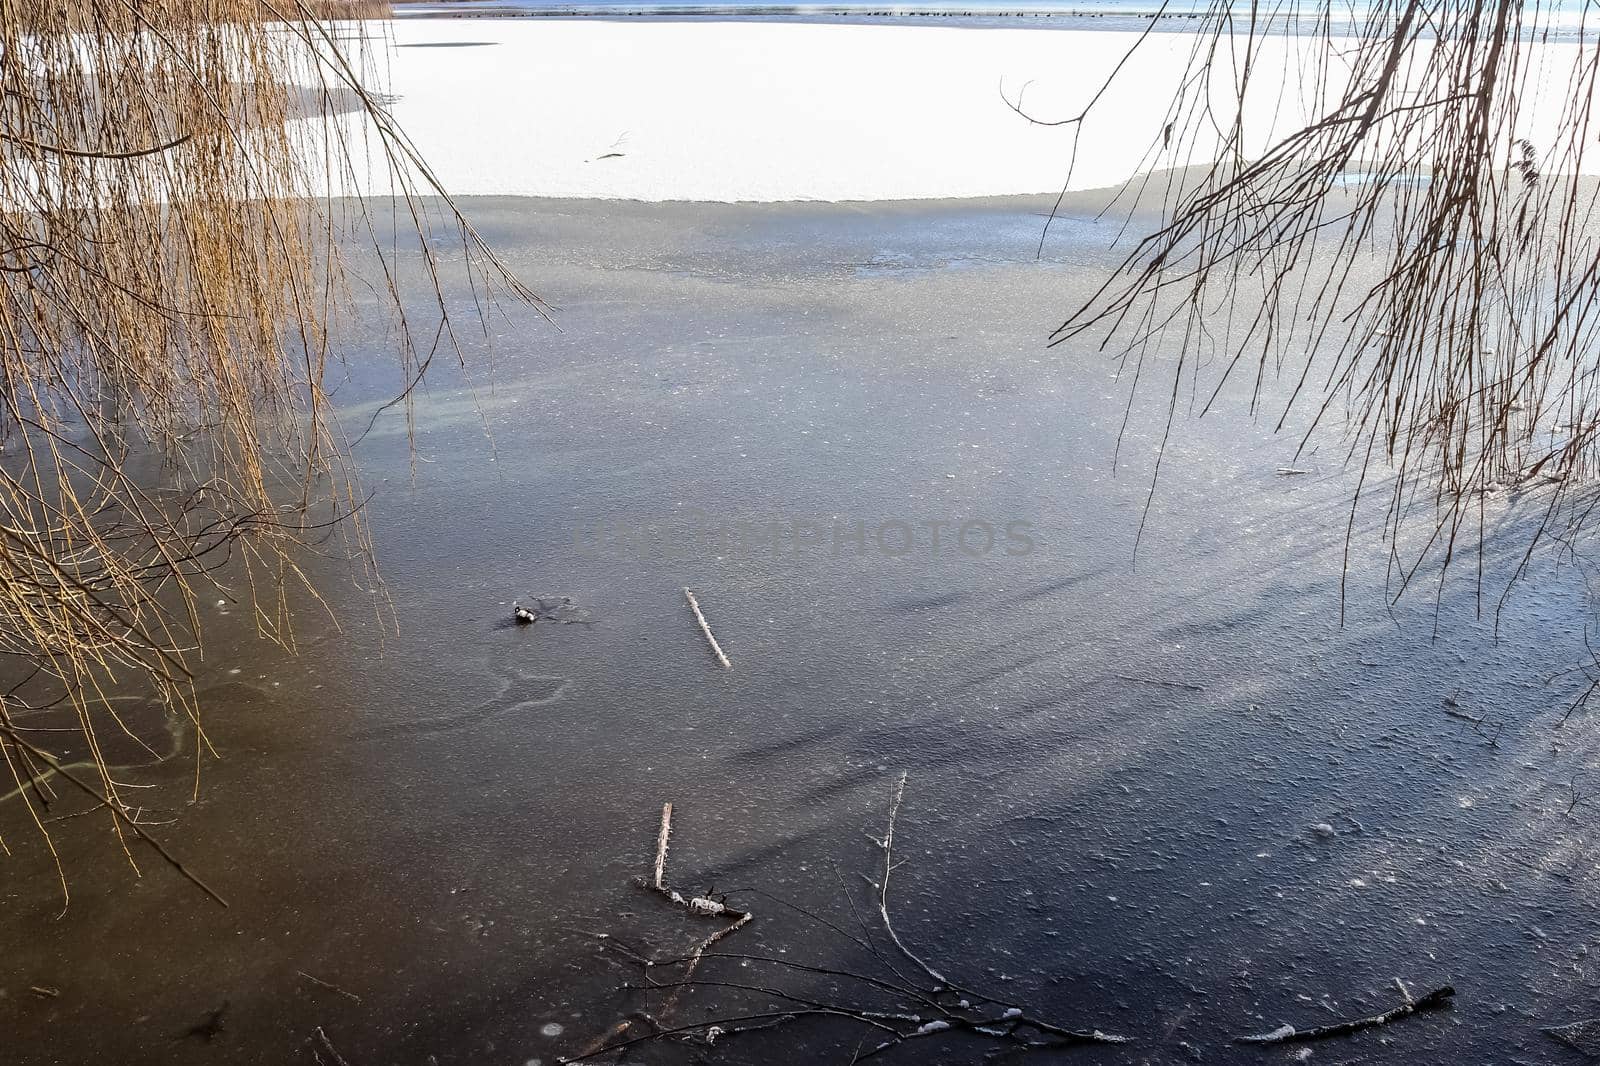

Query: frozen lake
(5, 191), (1600, 1063)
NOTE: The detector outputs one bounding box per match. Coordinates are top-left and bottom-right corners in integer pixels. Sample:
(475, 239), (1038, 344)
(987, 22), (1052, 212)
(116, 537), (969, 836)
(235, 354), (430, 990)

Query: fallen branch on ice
(564, 802), (754, 1063)
(1544, 1015), (1600, 1055)
(566, 775), (1126, 1062)
(1235, 980), (1454, 1045)
(642, 801), (753, 950)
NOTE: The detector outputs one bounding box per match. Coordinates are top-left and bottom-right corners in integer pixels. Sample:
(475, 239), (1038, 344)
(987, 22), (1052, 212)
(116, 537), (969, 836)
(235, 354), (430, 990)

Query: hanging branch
(0, 724), (227, 907)
(0, 0), (549, 907)
(1047, 0), (1600, 625)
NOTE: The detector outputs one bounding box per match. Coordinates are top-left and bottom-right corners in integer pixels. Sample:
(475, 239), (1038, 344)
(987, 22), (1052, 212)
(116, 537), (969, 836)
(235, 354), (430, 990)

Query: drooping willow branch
(1044, 1), (1600, 625)
(0, 0), (545, 905)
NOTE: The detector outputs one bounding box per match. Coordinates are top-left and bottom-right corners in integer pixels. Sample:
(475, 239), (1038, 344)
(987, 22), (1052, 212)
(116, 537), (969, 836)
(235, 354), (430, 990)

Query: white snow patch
(308, 20), (1600, 203)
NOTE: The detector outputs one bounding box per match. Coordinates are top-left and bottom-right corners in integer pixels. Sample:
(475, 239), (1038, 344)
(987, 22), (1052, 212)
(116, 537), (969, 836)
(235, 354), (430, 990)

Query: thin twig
(875, 772), (949, 987)
(1113, 673), (1206, 693)
(684, 587), (732, 670)
(298, 971), (362, 1003)
(314, 1026), (354, 1066)
(0, 130), (193, 160)
(1235, 984), (1454, 1044)
(0, 726), (226, 907)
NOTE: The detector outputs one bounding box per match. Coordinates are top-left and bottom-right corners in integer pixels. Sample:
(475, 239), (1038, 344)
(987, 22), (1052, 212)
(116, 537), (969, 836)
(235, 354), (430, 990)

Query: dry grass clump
(0, 0), (540, 905)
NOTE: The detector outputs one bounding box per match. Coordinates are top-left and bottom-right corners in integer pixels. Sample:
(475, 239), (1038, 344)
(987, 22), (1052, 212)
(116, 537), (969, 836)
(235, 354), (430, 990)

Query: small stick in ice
(1113, 673), (1204, 693)
(297, 970), (361, 1003)
(314, 1027), (354, 1066)
(644, 801), (749, 925)
(683, 587), (732, 670)
(654, 802), (672, 890)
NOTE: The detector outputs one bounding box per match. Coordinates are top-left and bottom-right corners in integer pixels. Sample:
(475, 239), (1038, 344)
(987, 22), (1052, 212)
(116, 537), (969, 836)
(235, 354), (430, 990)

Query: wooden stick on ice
(654, 802), (672, 890)
(683, 587), (732, 670)
(1235, 983), (1454, 1044)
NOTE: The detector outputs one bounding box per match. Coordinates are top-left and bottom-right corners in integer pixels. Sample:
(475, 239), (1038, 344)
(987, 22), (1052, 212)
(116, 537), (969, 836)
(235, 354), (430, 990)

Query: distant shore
(388, 1), (1213, 33)
(383, 1), (1596, 43)
(318, 17), (1600, 202)
(323, 19), (1289, 202)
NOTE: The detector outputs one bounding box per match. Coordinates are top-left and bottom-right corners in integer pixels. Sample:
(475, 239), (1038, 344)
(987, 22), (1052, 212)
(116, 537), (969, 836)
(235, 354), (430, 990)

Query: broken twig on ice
(564, 801), (754, 1063)
(1545, 1015), (1600, 1055)
(312, 1026), (353, 1066)
(298, 970), (362, 1003)
(644, 801), (754, 931)
(566, 777), (1126, 1062)
(1235, 981), (1454, 1045)
(683, 587), (732, 670)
